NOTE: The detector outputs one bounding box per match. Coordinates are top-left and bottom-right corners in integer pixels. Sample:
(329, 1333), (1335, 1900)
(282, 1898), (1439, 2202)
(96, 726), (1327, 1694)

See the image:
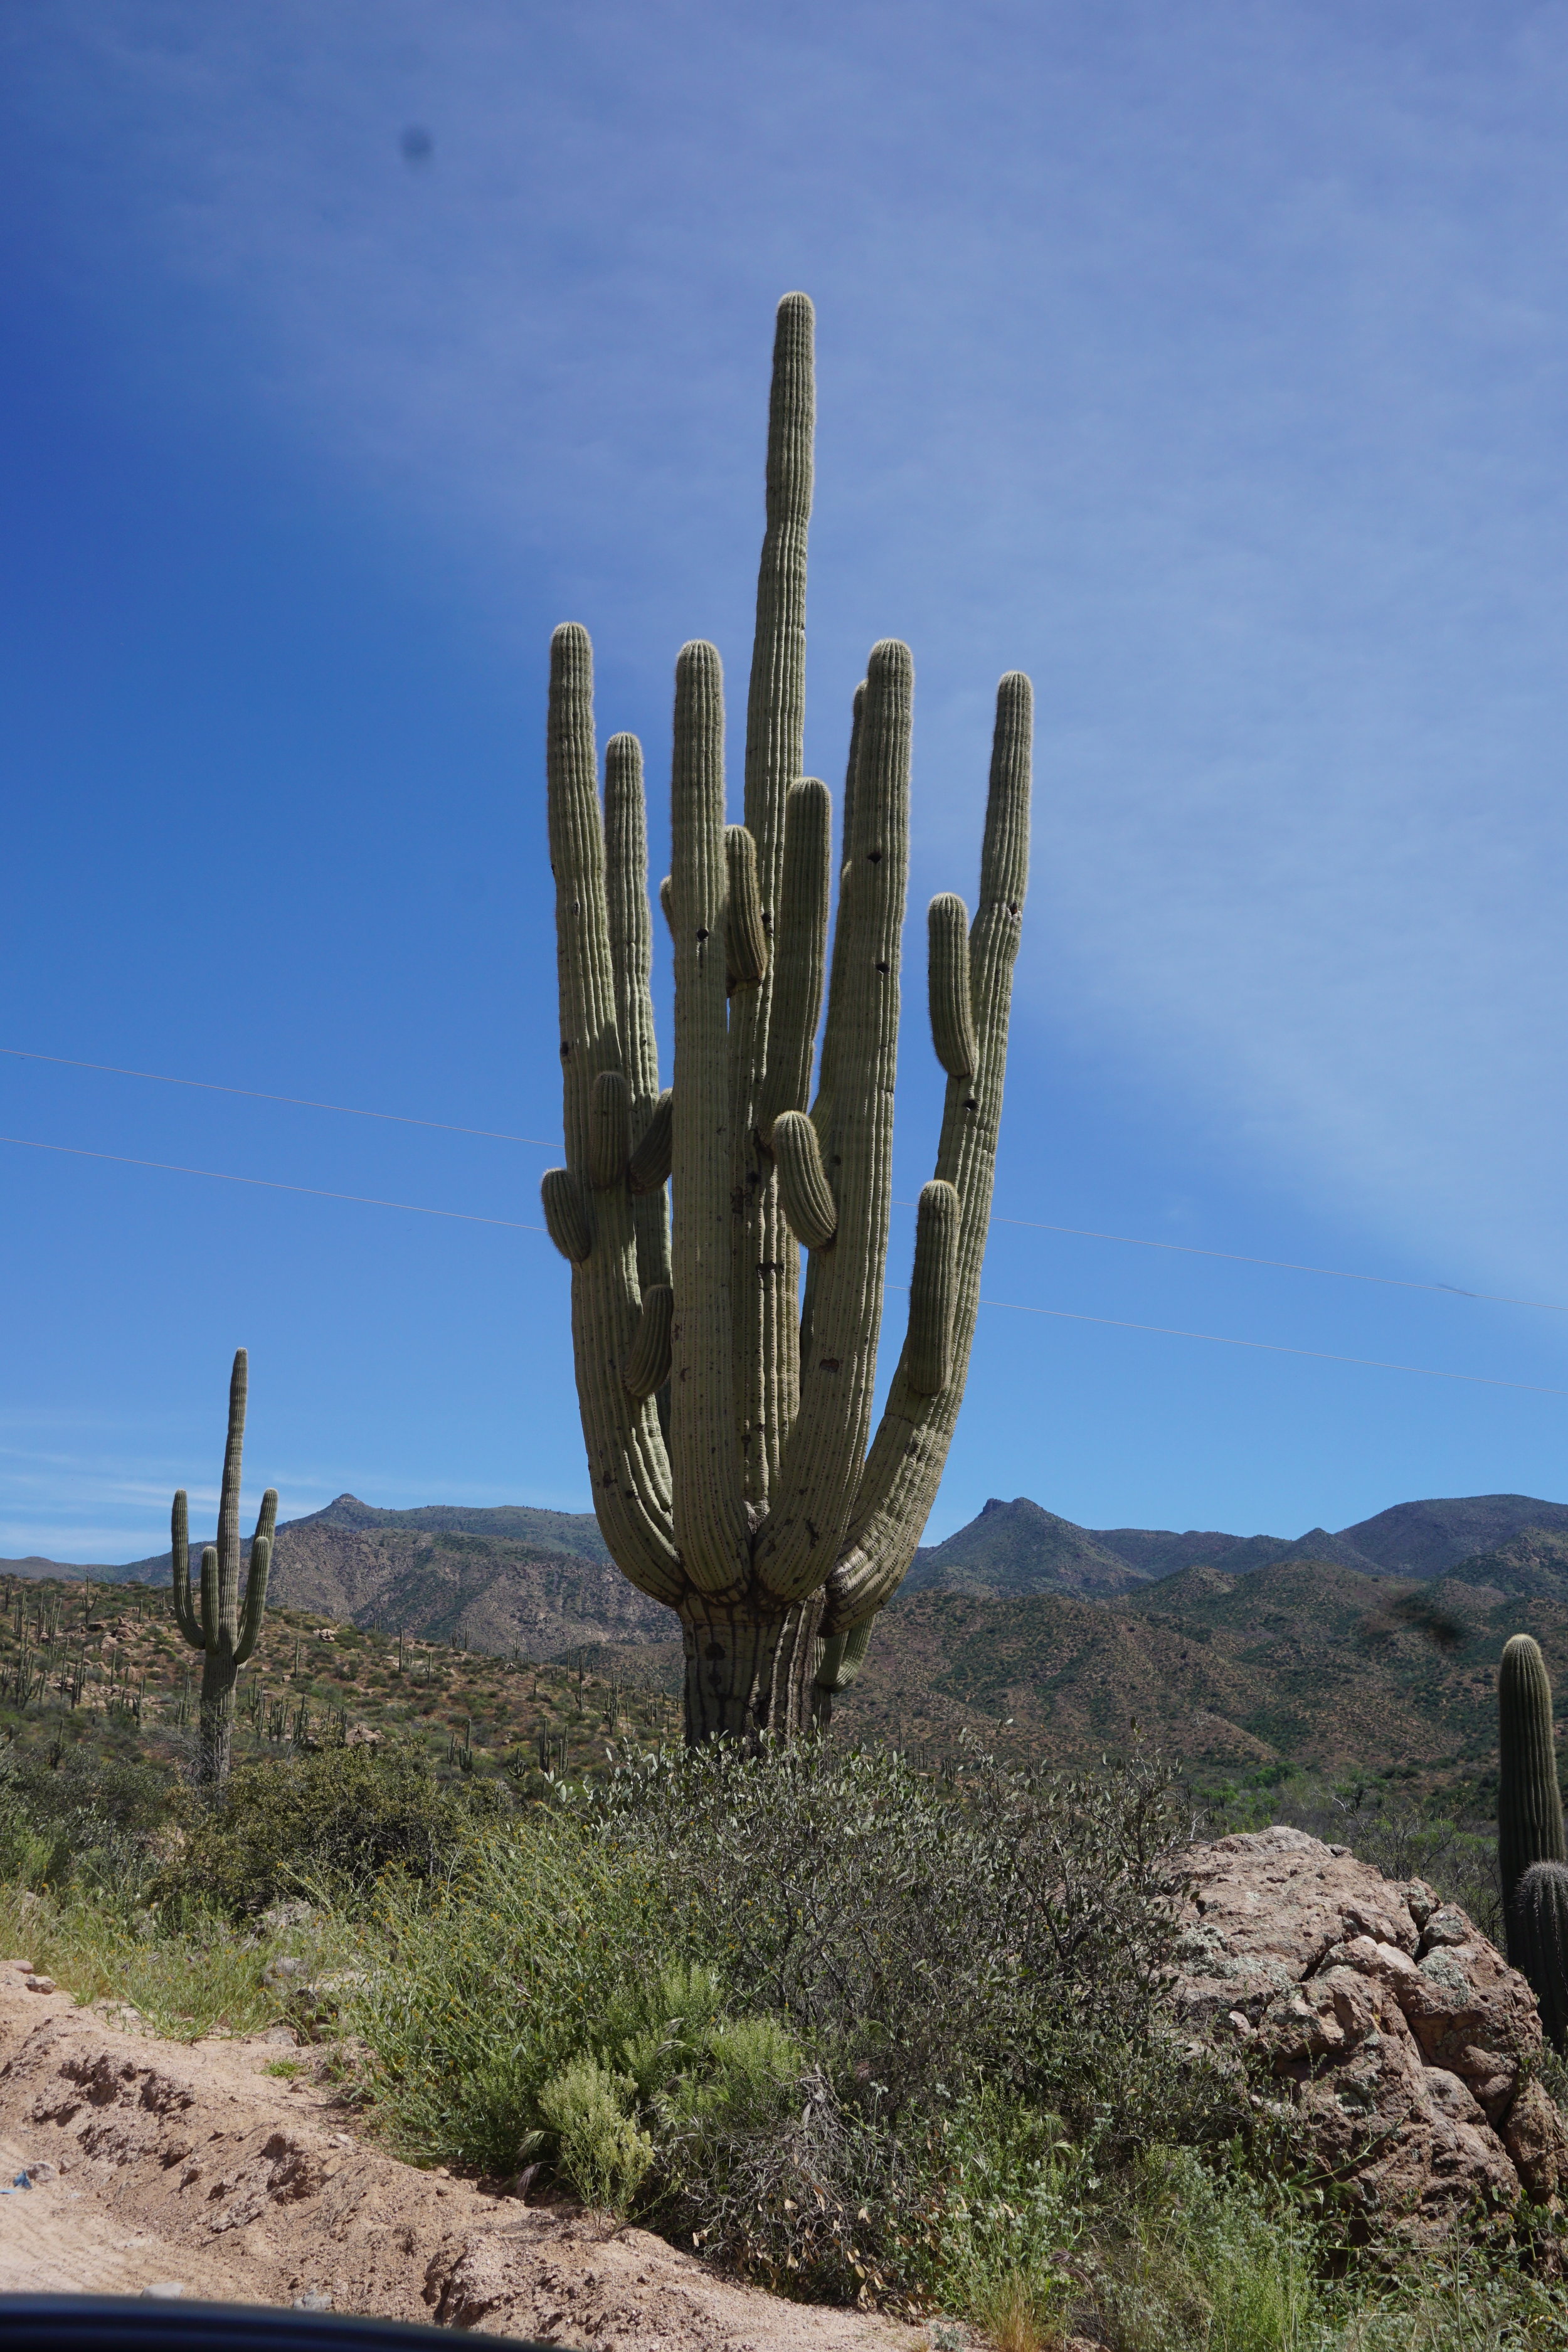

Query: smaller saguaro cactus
(171, 1347), (276, 1792)
(1498, 1633), (1566, 1955)
(1515, 1862), (1568, 2050)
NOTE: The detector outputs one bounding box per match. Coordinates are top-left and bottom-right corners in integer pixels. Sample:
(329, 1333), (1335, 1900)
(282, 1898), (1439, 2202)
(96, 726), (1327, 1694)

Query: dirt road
(0, 1961), (926, 2352)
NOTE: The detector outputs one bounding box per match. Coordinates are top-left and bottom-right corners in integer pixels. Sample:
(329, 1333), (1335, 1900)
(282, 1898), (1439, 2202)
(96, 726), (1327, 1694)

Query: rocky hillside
(72, 1495), (670, 1660)
(832, 1540), (1568, 1774)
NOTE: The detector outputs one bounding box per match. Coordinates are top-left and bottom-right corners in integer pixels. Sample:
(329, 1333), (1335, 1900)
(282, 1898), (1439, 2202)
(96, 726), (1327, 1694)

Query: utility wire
(972, 1296), (1568, 1400)
(0, 1135), (546, 1234)
(989, 1214), (1567, 1316)
(891, 1199), (1568, 1318)
(0, 1047), (553, 1149)
(4, 1131), (1560, 1401)
(9, 1044), (1564, 1315)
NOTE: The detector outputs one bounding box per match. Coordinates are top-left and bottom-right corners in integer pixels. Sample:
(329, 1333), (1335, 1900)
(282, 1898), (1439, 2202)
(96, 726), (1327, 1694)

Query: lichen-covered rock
(1174, 1826), (1568, 2234)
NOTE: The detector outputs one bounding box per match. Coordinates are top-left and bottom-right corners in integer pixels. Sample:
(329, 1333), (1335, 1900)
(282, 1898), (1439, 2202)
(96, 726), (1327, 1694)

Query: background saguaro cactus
(1498, 1631), (1568, 2039)
(171, 1347), (275, 1790)
(541, 294), (1032, 1744)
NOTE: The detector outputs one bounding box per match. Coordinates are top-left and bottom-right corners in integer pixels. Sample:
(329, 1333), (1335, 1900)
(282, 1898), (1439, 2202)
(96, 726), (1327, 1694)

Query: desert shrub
(536, 2057), (655, 2213)
(0, 1741), (177, 1894)
(162, 1740), (482, 1915)
(585, 1738), (1226, 2159)
(344, 1803), (677, 2181)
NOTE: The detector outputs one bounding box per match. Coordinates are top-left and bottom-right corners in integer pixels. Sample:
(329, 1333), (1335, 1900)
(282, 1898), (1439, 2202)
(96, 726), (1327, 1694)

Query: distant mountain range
(11, 1490), (1568, 1762)
(835, 1523), (1568, 1774)
(904, 1491), (1568, 1599)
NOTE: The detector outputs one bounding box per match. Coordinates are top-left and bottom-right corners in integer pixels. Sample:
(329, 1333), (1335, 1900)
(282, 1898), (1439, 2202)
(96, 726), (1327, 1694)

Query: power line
(9, 1043), (1564, 1317)
(973, 1296), (1568, 1399)
(6, 1127), (1563, 1397)
(988, 1214), (1568, 1316)
(0, 1135), (546, 1234)
(0, 1047), (553, 1149)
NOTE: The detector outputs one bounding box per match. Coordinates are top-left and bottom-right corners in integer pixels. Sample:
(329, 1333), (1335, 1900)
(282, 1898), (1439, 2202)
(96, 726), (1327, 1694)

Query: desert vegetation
(3, 1698), (1568, 2348)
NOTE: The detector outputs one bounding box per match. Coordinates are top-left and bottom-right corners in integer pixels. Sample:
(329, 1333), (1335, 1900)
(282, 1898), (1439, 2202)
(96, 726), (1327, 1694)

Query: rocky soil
(0, 1965), (921, 2351)
(1174, 1826), (1568, 2233)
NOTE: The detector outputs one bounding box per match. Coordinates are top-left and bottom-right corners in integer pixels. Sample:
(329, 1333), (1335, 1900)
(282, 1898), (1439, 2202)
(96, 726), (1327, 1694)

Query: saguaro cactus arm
(824, 673), (1032, 1632)
(669, 640), (752, 1592)
(171, 1488), (203, 1646)
(755, 640), (913, 1606)
(756, 778), (831, 1142)
(604, 731), (670, 1298)
(544, 626), (681, 1604)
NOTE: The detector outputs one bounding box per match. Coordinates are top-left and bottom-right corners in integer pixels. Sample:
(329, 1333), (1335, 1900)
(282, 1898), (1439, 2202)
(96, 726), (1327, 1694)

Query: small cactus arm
(541, 293), (1032, 1740)
(1499, 1632), (1567, 1970)
(171, 1347), (277, 1791)
(1515, 1861), (1568, 2050)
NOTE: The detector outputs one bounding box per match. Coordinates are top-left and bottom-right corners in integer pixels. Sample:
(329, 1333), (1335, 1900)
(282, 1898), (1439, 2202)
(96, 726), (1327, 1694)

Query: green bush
(162, 1741), (482, 1915)
(0, 1742), (177, 1894)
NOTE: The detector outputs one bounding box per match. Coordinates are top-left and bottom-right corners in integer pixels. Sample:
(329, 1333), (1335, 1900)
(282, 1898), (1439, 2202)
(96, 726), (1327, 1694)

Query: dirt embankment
(0, 1963), (923, 2352)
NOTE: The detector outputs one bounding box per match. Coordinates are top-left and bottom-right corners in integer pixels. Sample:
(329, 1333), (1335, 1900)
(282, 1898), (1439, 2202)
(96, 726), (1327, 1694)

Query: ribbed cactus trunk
(541, 295), (1032, 1744)
(171, 1348), (276, 1792)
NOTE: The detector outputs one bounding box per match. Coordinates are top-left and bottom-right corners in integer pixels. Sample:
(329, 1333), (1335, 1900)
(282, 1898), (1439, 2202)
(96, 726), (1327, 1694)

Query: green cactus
(1498, 1632), (1566, 1966)
(171, 1347), (276, 1790)
(541, 294), (1032, 1742)
(1515, 1861), (1568, 2050)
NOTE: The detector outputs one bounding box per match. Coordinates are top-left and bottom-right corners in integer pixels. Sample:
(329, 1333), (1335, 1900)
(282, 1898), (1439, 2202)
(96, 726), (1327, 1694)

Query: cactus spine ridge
(1517, 1860), (1568, 2049)
(543, 298), (1031, 1737)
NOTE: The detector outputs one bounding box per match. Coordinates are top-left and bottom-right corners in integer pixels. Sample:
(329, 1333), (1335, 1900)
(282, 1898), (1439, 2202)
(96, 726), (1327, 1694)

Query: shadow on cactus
(541, 292), (1032, 1743)
(171, 1347), (275, 1792)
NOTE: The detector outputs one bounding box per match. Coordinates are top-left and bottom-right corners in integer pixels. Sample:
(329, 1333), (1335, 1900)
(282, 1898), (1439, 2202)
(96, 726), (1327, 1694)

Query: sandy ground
(0, 1960), (929, 2351)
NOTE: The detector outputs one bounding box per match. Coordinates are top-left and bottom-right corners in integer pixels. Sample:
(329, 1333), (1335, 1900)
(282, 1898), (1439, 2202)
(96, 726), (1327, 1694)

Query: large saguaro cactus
(541, 294), (1031, 1744)
(171, 1347), (276, 1790)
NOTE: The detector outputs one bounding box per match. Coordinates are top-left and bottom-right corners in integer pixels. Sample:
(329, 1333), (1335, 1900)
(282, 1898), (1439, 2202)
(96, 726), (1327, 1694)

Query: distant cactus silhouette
(171, 1348), (275, 1790)
(541, 295), (1031, 1743)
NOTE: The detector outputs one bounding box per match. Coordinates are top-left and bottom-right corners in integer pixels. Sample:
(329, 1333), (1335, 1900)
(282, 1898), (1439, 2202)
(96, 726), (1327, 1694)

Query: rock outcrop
(1174, 1826), (1568, 2233)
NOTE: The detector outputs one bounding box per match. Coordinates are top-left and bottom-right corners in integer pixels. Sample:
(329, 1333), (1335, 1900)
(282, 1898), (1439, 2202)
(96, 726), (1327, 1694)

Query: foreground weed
(0, 1878), (350, 2042)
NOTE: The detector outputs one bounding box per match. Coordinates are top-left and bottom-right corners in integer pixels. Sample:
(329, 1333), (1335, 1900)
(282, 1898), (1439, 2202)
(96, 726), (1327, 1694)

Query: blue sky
(6, 0), (1568, 1560)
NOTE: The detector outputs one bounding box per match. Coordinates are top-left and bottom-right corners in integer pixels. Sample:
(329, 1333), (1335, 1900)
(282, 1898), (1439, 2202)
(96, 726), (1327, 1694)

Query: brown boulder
(1174, 1826), (1568, 2233)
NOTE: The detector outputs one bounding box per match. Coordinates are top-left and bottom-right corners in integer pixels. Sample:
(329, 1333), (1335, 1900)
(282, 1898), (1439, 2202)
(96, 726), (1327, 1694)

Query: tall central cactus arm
(730, 294), (814, 1503)
(753, 639), (913, 1606)
(545, 626), (681, 1603)
(670, 641), (753, 1592)
(825, 671), (1032, 1631)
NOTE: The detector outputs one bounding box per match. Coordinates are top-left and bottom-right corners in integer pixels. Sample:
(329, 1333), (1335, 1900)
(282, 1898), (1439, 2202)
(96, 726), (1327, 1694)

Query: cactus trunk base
(679, 1592), (828, 1745)
(198, 1660), (236, 1791)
